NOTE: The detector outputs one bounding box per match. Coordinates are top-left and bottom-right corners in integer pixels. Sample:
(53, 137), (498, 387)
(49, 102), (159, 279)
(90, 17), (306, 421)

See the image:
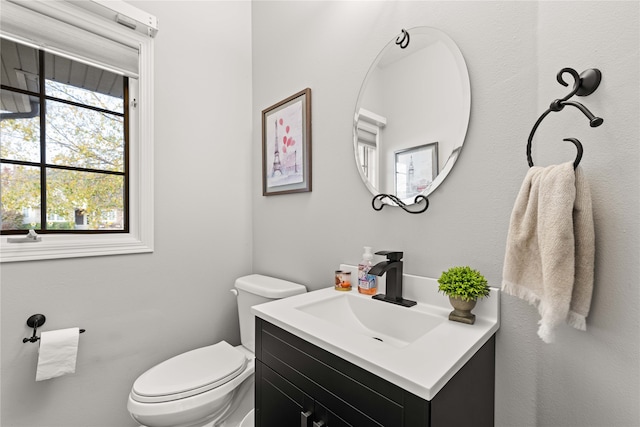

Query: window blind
(357, 121), (379, 147)
(1, 0), (139, 77)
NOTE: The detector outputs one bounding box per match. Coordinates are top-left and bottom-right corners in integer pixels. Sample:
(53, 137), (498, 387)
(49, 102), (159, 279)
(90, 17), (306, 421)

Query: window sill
(0, 231), (153, 262)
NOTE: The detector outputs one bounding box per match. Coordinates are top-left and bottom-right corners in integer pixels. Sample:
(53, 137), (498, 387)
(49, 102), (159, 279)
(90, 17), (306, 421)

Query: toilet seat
(131, 341), (247, 404)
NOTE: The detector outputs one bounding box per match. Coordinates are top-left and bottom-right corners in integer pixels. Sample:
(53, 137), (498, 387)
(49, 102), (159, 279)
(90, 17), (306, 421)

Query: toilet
(127, 274), (307, 427)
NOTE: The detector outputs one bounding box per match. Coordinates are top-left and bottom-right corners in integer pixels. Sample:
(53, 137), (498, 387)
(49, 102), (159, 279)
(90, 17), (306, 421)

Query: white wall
(251, 2), (639, 427)
(0, 2), (253, 426)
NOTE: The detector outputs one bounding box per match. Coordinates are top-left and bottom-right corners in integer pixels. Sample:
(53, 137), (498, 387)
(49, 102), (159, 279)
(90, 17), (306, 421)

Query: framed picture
(394, 142), (438, 199)
(262, 88), (312, 196)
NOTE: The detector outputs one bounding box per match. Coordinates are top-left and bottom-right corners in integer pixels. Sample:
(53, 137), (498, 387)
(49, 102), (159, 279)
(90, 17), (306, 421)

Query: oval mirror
(353, 27), (471, 207)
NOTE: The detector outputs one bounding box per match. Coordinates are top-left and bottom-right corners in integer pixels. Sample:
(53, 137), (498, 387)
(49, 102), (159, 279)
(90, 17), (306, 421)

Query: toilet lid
(132, 341), (247, 403)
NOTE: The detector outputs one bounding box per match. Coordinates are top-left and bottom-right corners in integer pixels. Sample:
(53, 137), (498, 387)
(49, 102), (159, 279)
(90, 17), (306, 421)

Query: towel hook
(527, 68), (603, 169)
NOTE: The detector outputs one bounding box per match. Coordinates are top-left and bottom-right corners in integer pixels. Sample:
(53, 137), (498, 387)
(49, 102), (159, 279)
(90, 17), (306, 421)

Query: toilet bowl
(239, 409), (254, 427)
(127, 275), (306, 427)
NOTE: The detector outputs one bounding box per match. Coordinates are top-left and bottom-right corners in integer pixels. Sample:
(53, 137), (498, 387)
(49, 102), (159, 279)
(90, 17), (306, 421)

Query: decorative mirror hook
(372, 194), (429, 214)
(396, 29), (410, 49)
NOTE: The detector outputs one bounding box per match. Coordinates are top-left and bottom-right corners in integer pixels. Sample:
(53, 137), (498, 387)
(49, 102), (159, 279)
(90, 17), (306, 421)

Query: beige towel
(502, 162), (595, 343)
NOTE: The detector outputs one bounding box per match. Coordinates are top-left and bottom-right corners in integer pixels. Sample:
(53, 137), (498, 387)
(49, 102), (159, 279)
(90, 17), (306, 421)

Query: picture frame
(262, 88), (312, 196)
(394, 142), (438, 199)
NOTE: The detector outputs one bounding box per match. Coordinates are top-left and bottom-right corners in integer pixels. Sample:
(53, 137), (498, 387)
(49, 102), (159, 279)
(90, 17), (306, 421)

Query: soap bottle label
(358, 264), (377, 294)
(358, 246), (377, 295)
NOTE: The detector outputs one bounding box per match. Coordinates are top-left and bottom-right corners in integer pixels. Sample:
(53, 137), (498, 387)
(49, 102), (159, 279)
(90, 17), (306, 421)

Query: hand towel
(502, 162), (594, 343)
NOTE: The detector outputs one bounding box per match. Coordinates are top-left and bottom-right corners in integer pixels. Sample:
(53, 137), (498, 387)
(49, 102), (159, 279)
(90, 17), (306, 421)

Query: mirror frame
(353, 27), (471, 206)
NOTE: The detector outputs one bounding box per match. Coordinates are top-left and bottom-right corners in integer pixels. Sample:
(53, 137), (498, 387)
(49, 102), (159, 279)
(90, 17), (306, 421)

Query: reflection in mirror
(353, 27), (471, 209)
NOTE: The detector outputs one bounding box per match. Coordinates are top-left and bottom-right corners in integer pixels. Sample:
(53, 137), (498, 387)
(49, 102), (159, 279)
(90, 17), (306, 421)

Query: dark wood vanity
(255, 317), (495, 427)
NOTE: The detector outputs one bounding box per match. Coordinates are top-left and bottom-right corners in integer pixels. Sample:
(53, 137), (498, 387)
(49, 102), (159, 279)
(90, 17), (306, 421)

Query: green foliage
(437, 266), (490, 302)
(0, 208), (24, 230)
(47, 221), (74, 230)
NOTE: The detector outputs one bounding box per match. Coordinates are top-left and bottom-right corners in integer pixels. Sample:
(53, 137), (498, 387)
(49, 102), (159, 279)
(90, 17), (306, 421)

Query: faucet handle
(375, 251), (403, 261)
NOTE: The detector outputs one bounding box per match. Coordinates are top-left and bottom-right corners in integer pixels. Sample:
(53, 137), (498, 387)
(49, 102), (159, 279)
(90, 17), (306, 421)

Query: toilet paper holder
(22, 314), (85, 343)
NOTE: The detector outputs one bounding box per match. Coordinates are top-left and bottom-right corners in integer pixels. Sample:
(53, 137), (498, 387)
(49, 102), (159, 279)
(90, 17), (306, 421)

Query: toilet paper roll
(36, 327), (80, 382)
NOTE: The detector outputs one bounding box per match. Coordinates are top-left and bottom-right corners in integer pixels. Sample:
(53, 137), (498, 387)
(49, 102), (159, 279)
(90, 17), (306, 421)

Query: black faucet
(369, 251), (416, 307)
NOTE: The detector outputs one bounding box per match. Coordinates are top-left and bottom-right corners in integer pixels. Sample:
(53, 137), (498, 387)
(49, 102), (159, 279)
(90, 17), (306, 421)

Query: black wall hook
(527, 68), (603, 169)
(22, 313), (85, 343)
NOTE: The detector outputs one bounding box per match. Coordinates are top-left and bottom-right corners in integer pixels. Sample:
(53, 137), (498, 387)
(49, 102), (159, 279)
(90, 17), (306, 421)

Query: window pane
(44, 51), (124, 113)
(0, 38), (40, 92)
(1, 163), (41, 230)
(0, 92), (41, 162)
(46, 100), (124, 172)
(47, 168), (124, 230)
(46, 79), (124, 113)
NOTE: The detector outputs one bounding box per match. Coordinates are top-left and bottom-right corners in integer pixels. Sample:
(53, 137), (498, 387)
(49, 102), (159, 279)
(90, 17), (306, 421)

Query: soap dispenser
(358, 246), (377, 295)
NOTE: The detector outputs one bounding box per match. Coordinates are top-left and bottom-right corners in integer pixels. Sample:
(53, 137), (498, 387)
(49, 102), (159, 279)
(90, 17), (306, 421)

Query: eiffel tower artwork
(407, 155), (415, 196)
(271, 119), (283, 177)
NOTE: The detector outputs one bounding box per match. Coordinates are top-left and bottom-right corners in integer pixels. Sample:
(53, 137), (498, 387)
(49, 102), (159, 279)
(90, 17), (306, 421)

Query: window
(0, 0), (155, 262)
(355, 108), (385, 190)
(358, 141), (377, 183)
(1, 38), (129, 233)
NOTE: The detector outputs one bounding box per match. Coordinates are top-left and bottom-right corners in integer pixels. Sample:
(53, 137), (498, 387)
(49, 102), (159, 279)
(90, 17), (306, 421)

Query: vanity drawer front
(258, 319), (404, 427)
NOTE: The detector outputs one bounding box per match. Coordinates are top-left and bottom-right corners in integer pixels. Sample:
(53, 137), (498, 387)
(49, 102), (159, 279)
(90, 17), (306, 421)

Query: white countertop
(252, 265), (500, 401)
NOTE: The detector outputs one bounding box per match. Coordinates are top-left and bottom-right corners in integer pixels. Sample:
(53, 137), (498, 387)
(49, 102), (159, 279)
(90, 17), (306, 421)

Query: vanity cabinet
(255, 317), (495, 427)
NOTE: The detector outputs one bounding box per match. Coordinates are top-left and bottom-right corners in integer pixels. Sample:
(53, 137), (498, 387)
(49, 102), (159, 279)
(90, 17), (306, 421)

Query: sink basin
(295, 293), (444, 347)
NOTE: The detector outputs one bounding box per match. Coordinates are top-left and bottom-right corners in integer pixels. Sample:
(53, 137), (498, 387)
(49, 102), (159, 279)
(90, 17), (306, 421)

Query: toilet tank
(234, 274), (306, 352)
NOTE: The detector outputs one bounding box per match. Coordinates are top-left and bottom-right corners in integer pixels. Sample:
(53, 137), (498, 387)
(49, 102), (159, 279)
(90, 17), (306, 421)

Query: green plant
(437, 266), (490, 302)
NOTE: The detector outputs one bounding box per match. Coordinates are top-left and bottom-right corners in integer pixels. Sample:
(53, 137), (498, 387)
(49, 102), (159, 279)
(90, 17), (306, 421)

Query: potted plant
(437, 266), (490, 324)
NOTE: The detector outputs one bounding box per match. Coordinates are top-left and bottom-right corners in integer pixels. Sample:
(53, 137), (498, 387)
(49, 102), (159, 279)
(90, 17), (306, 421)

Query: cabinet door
(258, 318), (400, 426)
(257, 360), (354, 427)
(313, 401), (352, 427)
(256, 360), (313, 427)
